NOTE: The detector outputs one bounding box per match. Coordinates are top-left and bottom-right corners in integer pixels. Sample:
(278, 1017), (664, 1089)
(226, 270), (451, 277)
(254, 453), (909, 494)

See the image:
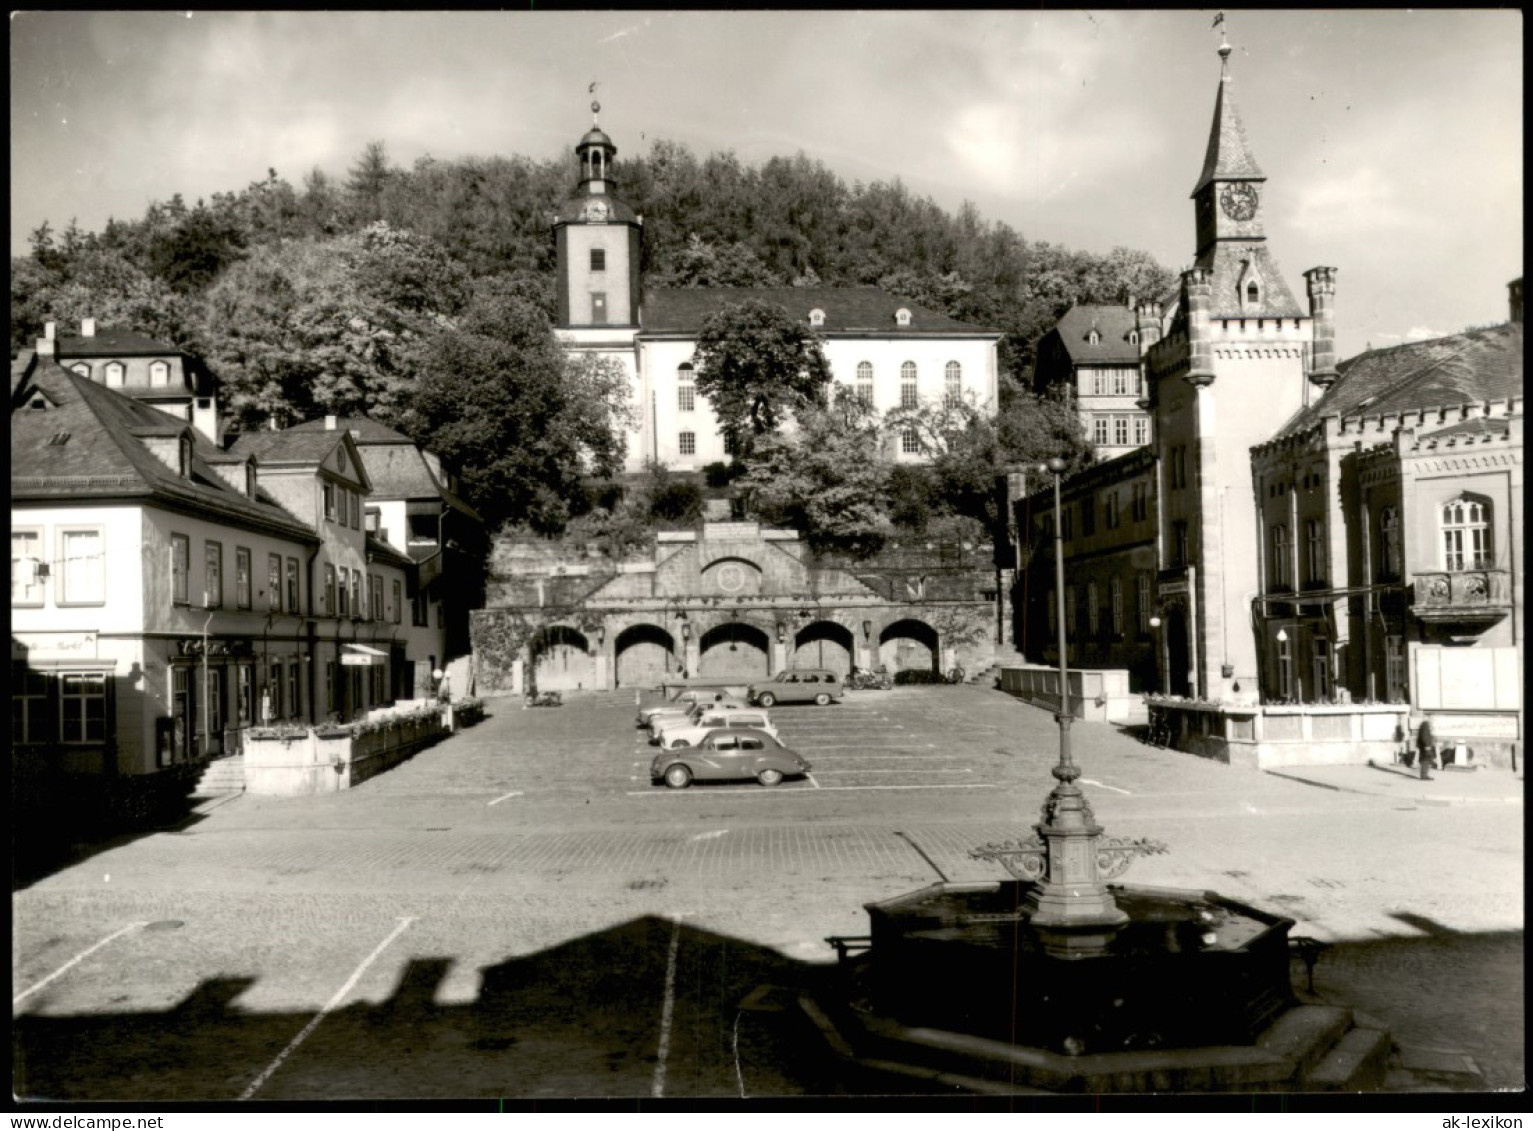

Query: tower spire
(1192, 15), (1262, 195)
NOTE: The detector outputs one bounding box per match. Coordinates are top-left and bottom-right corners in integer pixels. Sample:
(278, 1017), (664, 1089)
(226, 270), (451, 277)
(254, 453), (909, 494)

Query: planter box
(244, 710), (448, 796)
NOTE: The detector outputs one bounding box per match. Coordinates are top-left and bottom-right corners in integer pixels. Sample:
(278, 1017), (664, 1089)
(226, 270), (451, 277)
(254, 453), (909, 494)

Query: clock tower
(553, 101), (643, 329)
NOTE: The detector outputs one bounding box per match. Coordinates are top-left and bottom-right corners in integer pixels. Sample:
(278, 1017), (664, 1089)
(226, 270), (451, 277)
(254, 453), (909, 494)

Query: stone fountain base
(801, 880), (1391, 1093)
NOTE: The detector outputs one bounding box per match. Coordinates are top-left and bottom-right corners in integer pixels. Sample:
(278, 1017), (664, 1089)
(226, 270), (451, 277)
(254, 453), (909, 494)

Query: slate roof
(226, 429), (353, 466)
(365, 532), (415, 569)
(11, 361), (315, 543)
(1194, 242), (1304, 319)
(1048, 305), (1143, 365)
(283, 415), (481, 520)
(1193, 73), (1265, 194)
(639, 287), (996, 335)
(285, 415), (416, 444)
(1274, 321), (1523, 441)
(50, 327), (180, 356)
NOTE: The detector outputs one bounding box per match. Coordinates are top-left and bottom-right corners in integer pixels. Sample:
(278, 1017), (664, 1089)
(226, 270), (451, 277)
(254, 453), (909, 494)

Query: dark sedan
(649, 728), (811, 789)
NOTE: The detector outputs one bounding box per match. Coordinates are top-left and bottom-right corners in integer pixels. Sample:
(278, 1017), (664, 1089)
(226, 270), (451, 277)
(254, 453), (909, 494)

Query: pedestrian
(1415, 715), (1436, 781)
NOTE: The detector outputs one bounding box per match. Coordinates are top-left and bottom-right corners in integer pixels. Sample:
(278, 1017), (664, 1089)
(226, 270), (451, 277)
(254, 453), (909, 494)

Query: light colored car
(660, 709), (778, 750)
(637, 691), (740, 729)
(649, 699), (752, 743)
(748, 668), (844, 708)
(651, 729), (811, 789)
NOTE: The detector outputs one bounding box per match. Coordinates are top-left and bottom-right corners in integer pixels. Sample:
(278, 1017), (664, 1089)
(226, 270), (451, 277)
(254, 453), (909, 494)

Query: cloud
(1404, 325), (1451, 342)
(1288, 164), (1418, 237)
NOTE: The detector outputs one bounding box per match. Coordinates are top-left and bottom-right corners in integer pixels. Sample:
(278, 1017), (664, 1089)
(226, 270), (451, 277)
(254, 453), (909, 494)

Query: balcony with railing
(1410, 567), (1513, 625)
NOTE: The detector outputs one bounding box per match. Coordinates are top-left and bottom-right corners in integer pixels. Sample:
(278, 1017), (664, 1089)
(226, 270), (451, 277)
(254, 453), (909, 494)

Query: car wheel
(757, 693), (776, 708)
(669, 738), (690, 748)
(757, 768), (783, 786)
(664, 764), (692, 789)
(814, 692), (830, 706)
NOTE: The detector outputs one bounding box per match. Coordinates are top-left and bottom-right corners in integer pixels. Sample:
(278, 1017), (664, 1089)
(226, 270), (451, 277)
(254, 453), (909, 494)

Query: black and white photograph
(10, 9), (1523, 1113)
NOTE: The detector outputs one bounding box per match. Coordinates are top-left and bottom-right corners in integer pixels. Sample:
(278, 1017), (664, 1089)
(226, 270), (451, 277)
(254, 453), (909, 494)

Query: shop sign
(341, 653), (382, 666)
(177, 638), (254, 658)
(12, 632), (98, 659)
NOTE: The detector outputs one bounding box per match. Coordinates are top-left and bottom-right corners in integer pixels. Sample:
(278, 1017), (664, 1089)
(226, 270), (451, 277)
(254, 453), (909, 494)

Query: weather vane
(1211, 12), (1231, 75)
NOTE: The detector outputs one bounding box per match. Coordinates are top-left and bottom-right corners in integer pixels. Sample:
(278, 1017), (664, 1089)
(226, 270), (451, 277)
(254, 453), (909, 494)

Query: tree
(691, 299), (831, 451)
(399, 293), (631, 532)
(740, 389), (892, 558)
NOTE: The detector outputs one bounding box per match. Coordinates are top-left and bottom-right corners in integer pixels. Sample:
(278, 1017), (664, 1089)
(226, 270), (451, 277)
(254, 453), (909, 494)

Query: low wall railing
(242, 704), (449, 795)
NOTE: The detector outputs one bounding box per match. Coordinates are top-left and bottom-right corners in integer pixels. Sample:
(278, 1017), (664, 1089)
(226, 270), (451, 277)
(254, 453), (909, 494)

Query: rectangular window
(678, 382), (695, 412)
(1276, 635), (1293, 700)
(1385, 635), (1406, 703)
(237, 663), (254, 725)
(288, 661), (301, 720)
(1046, 591), (1057, 636)
(326, 661), (337, 715)
(1093, 417), (1110, 445)
(1134, 416), (1150, 446)
(1304, 519), (1326, 584)
(1113, 371), (1133, 396)
(591, 292), (608, 324)
(901, 428), (921, 455)
(1081, 498), (1096, 537)
(324, 564), (337, 615)
(12, 664), (49, 744)
(204, 542), (223, 608)
(392, 579), (402, 624)
(901, 379), (918, 410)
(1172, 520), (1189, 567)
(1137, 573), (1152, 633)
(1088, 582), (1100, 634)
(286, 558), (300, 612)
(59, 672), (107, 743)
(590, 248), (606, 272)
(1269, 524), (1291, 588)
(350, 490), (360, 530)
(1065, 587), (1077, 632)
(268, 663), (283, 721)
(1113, 415), (1130, 446)
(1111, 579), (1124, 635)
(324, 483), (337, 521)
(371, 574), (384, 620)
(1060, 507), (1072, 542)
(1311, 638), (1331, 701)
(1105, 492), (1120, 529)
(58, 528), (106, 606)
(350, 570), (361, 619)
(412, 590), (428, 627)
(172, 533), (191, 606)
(337, 568), (349, 616)
(1092, 371), (1109, 396)
(236, 547), (252, 609)
(207, 668), (224, 740)
(11, 528), (44, 606)
(268, 554), (282, 612)
(678, 431), (696, 456)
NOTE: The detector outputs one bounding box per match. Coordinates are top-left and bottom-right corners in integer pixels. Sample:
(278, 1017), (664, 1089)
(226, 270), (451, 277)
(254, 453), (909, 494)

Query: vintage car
(637, 690), (742, 728)
(649, 700), (755, 743)
(650, 729), (811, 789)
(747, 668), (844, 708)
(659, 709), (779, 750)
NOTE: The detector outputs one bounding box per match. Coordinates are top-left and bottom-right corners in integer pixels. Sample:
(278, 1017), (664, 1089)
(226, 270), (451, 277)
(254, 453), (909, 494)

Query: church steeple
(552, 95), (643, 330)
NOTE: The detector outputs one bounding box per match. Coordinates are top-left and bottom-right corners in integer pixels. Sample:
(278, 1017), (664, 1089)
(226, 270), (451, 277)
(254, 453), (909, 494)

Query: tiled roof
(639, 287), (996, 335)
(226, 429), (351, 465)
(51, 327), (179, 356)
(1194, 243), (1304, 319)
(358, 443), (443, 500)
(365, 532), (415, 569)
(1049, 305), (1142, 364)
(285, 415), (416, 444)
(1193, 74), (1265, 194)
(1419, 416), (1511, 440)
(10, 362), (315, 542)
(1275, 321), (1523, 440)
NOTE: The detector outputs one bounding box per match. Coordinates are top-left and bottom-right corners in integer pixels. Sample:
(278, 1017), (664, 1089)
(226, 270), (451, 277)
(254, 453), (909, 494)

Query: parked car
(748, 668), (844, 708)
(651, 729), (811, 789)
(649, 700), (754, 743)
(637, 690), (740, 728)
(660, 709), (778, 750)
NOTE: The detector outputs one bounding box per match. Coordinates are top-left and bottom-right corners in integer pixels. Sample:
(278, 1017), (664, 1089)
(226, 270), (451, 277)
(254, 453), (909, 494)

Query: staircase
(970, 648), (1027, 685)
(192, 755), (245, 797)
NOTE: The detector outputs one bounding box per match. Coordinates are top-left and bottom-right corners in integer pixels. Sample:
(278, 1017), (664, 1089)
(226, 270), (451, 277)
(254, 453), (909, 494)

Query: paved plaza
(12, 684), (1525, 1100)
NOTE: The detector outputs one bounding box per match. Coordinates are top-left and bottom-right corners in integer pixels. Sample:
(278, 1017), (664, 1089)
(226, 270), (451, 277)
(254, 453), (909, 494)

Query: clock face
(1219, 182), (1259, 222)
(584, 200), (609, 222)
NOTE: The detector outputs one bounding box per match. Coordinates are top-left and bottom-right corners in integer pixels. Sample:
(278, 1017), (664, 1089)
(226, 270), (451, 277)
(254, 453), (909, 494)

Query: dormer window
(895, 308), (912, 327)
(245, 461), (259, 500)
(809, 308), (825, 328)
(1247, 282), (1260, 303)
(149, 360), (170, 387)
(70, 362), (91, 378)
(1129, 330), (1140, 346)
(1238, 260), (1264, 311)
(104, 361), (126, 388)
(1088, 329), (1101, 345)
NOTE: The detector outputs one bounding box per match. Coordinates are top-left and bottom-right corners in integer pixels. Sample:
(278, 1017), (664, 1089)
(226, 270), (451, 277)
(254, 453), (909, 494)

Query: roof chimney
(81, 318), (97, 337)
(43, 321), (56, 340)
(325, 414), (338, 431)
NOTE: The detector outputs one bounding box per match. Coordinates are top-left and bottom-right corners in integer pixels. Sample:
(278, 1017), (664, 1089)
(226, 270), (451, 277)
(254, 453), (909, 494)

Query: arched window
(1441, 496), (1491, 571)
(148, 360), (171, 386)
(1378, 505), (1401, 578)
(677, 363), (695, 412)
(104, 361), (126, 388)
(944, 361), (962, 407)
(900, 361), (918, 409)
(855, 361), (874, 406)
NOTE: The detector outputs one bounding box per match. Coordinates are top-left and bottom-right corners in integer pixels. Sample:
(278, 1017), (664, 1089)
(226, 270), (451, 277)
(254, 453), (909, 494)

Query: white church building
(551, 113), (1003, 473)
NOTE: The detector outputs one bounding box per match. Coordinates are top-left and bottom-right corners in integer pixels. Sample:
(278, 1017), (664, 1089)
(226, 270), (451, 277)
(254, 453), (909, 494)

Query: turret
(1304, 267), (1339, 389)
(1134, 299), (1163, 356)
(1182, 269), (1215, 387)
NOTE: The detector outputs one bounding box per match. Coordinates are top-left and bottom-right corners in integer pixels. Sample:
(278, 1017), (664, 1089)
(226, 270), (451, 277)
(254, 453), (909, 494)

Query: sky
(9, 10), (1523, 359)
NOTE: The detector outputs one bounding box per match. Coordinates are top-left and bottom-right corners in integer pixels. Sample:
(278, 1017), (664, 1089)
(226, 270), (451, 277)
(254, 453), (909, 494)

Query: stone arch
(792, 620), (855, 675)
(879, 618), (939, 674)
(614, 623), (679, 689)
(529, 624), (597, 692)
(697, 621), (771, 680)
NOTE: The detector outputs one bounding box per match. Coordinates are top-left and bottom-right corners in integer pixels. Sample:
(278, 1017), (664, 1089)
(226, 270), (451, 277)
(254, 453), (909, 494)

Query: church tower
(553, 100), (643, 330)
(1144, 27), (1335, 702)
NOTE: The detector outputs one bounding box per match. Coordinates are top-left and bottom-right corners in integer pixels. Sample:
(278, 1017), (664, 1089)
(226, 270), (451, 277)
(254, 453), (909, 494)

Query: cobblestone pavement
(12, 685), (1524, 1100)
